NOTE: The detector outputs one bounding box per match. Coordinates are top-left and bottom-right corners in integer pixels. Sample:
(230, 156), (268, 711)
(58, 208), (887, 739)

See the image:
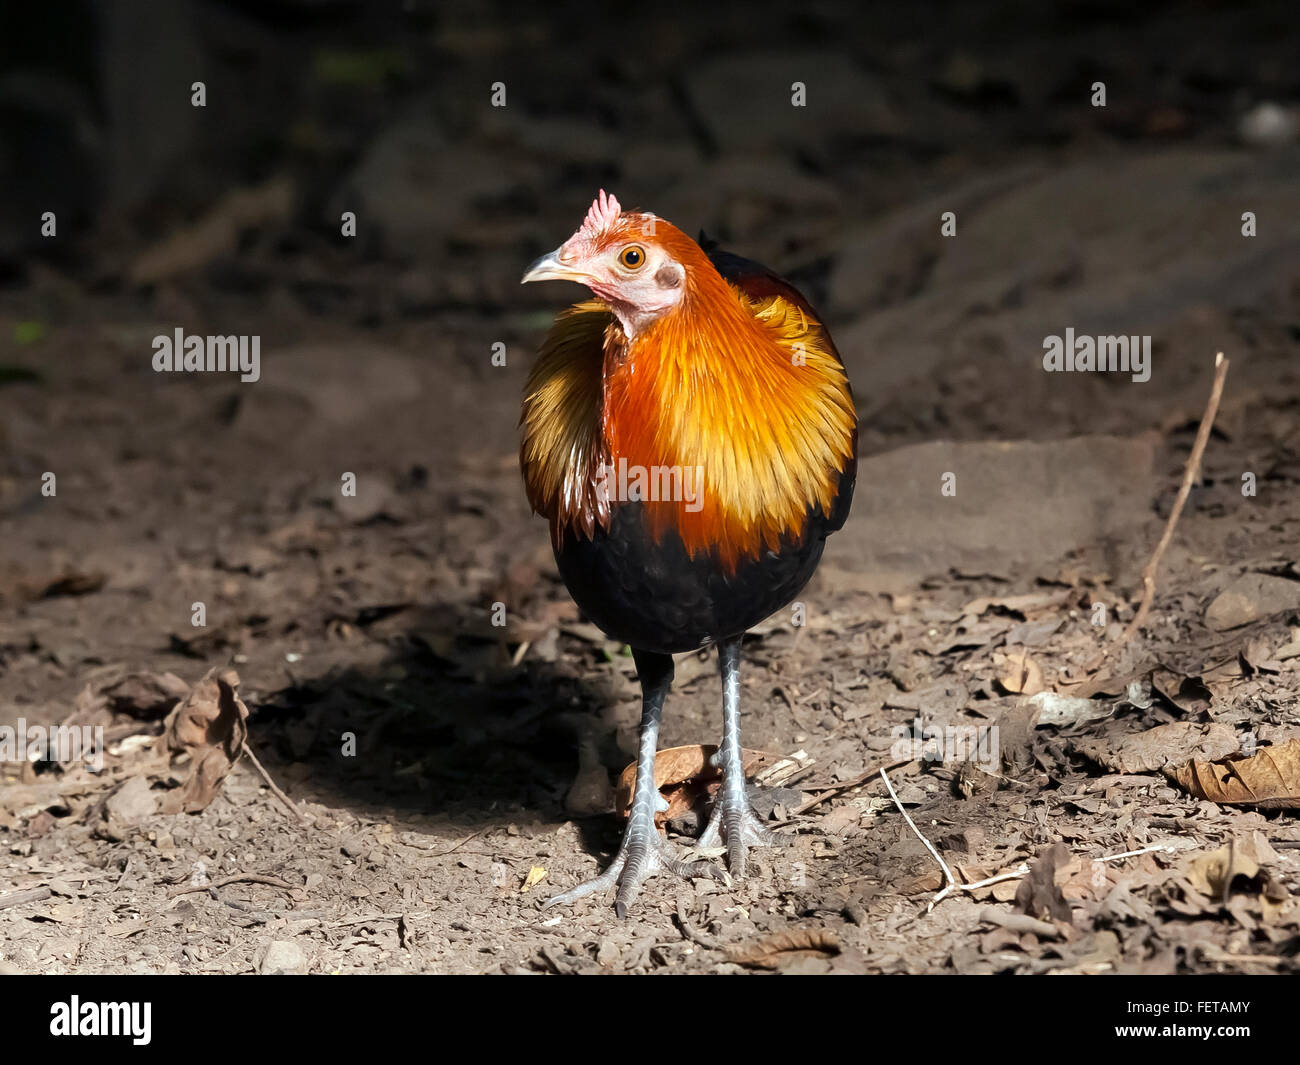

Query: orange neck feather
(522, 228), (856, 570)
(603, 252), (854, 569)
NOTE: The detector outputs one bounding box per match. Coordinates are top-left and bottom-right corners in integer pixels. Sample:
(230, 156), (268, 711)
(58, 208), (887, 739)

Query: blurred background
(0, 0), (1298, 973)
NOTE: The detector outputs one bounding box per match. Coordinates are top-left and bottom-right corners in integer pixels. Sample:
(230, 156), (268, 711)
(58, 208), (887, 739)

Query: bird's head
(522, 190), (691, 338)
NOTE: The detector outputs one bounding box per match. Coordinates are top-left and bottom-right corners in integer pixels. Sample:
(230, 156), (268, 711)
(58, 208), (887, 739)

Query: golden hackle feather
(520, 301), (613, 539)
(521, 218), (856, 570)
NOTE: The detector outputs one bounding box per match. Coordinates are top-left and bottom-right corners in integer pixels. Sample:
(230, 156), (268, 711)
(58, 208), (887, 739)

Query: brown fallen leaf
(1167, 834), (1292, 923)
(896, 862), (999, 897)
(1151, 669), (1213, 714)
(1077, 721), (1240, 775)
(1165, 738), (1300, 809)
(158, 668), (250, 814)
(995, 650), (1044, 696)
(1015, 843), (1073, 924)
(615, 745), (775, 826)
(101, 672), (191, 720)
(62, 671), (192, 736)
(1184, 837), (1270, 904)
(727, 929), (840, 969)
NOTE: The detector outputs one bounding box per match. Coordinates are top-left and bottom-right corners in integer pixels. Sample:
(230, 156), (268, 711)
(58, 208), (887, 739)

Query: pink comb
(580, 189), (622, 237)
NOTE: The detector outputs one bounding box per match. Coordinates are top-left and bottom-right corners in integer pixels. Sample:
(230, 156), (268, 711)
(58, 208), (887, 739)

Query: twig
(978, 907), (1059, 939)
(327, 911), (431, 929)
(167, 873), (299, 899)
(1075, 353), (1230, 684)
(242, 741), (308, 822)
(970, 764), (1034, 789)
(1095, 842), (1177, 862)
(1197, 946), (1286, 968)
(674, 901), (723, 950)
(878, 768), (1025, 912)
(1123, 352), (1230, 641)
(930, 866), (1031, 912)
(0, 886), (52, 910)
(882, 767), (1184, 915)
(879, 767), (954, 886)
(428, 830), (484, 857)
(789, 758), (911, 816)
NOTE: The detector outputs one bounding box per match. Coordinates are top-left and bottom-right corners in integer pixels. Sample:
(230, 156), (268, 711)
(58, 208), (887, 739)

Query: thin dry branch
(167, 872), (299, 899)
(1122, 351), (1230, 641)
(242, 740), (308, 822)
(1072, 351), (1230, 686)
(788, 757), (912, 816)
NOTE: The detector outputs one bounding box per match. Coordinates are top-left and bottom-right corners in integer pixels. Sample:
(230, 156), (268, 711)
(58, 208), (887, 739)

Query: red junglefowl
(520, 190), (857, 916)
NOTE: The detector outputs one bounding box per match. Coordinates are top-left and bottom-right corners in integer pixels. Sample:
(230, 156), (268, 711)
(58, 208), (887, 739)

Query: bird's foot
(698, 784), (775, 878)
(542, 812), (724, 918)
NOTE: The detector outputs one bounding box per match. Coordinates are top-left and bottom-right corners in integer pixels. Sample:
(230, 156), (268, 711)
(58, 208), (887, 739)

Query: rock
(824, 434), (1157, 584)
(102, 776), (159, 839)
(340, 836), (368, 859)
(260, 940), (308, 975)
(1205, 574), (1300, 631)
(564, 762), (614, 817)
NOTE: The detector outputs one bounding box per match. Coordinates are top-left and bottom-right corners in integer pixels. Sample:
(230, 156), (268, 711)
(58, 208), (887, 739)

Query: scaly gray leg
(544, 648), (723, 917)
(697, 634), (774, 876)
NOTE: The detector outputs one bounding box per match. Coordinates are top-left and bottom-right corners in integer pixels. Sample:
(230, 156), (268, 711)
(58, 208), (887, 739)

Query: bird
(520, 190), (857, 916)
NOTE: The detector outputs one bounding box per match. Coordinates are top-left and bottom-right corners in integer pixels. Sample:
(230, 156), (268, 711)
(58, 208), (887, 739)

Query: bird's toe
(698, 792), (778, 878)
(544, 822), (722, 917)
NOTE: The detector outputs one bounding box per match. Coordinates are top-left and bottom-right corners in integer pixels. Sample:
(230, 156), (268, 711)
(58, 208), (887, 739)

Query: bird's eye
(619, 245), (646, 270)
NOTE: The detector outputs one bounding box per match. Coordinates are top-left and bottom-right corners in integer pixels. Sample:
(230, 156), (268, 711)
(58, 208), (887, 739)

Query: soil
(1, 1), (1299, 974)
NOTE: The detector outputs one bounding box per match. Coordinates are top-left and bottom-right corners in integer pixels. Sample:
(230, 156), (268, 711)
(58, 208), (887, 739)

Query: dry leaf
(1015, 843), (1073, 924)
(1165, 738), (1300, 809)
(615, 744), (775, 825)
(159, 668), (250, 814)
(996, 650), (1044, 696)
(1077, 721), (1239, 775)
(727, 928), (840, 968)
(101, 672), (191, 720)
(1172, 834), (1290, 920)
(1185, 842), (1260, 903)
(520, 866), (547, 893)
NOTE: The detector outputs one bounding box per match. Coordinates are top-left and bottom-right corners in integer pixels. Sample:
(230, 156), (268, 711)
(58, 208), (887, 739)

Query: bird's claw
(698, 787), (775, 878)
(542, 820), (724, 918)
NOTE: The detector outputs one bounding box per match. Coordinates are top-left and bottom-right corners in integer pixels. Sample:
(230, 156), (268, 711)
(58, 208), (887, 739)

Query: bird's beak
(521, 248), (587, 284)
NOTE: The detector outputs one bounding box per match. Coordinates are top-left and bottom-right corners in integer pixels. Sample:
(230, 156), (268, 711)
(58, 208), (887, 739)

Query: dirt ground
(2, 3), (1300, 974)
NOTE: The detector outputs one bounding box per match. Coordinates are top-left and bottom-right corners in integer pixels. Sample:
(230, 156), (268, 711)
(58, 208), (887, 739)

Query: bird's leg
(543, 649), (722, 917)
(698, 635), (774, 876)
